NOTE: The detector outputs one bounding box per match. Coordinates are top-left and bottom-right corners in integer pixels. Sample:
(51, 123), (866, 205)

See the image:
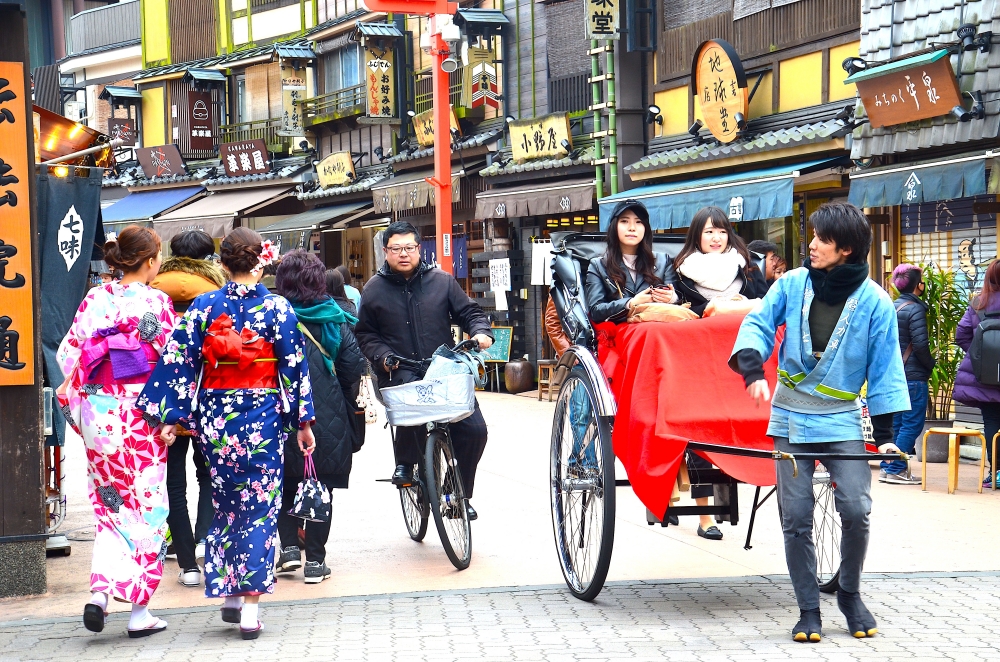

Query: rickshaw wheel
(813, 466), (842, 593)
(399, 465), (429, 542)
(549, 367), (616, 602)
(425, 429), (472, 570)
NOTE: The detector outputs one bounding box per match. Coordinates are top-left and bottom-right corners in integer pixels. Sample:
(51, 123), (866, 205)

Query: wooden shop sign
(509, 112), (572, 163)
(0, 62), (35, 385)
(411, 106), (461, 148)
(850, 51), (962, 129)
(317, 151), (356, 188)
(691, 39), (748, 144)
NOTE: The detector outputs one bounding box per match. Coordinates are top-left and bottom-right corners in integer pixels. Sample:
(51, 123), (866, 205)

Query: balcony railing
(549, 73), (590, 115)
(67, 0), (140, 56)
(299, 83), (366, 127)
(414, 67), (464, 114)
(219, 117), (289, 151)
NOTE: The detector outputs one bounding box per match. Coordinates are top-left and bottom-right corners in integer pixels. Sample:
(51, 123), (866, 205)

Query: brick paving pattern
(1, 573), (996, 661)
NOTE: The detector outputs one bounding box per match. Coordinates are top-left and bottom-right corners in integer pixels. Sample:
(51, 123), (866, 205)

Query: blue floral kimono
(138, 282), (314, 597)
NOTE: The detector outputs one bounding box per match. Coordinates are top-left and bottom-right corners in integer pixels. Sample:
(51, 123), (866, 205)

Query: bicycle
(370, 339), (484, 570)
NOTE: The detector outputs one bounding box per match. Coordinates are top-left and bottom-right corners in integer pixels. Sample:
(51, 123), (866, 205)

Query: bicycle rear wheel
(399, 466), (428, 542)
(550, 368), (615, 601)
(424, 429), (472, 570)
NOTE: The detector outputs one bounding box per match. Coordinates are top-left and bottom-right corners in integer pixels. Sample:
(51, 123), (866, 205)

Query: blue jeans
(884, 380), (928, 474)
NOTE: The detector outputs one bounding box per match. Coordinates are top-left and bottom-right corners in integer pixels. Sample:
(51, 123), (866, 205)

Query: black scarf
(807, 262), (869, 305)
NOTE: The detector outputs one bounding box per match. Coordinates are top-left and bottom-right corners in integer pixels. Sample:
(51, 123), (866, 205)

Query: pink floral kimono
(56, 282), (176, 606)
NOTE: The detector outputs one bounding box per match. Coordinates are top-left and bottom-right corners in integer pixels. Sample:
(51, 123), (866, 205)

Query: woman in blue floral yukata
(138, 227), (315, 640)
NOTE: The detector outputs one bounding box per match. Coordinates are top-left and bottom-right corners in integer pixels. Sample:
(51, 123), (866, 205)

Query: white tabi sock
(89, 592), (108, 611)
(224, 596), (242, 610)
(240, 602), (259, 629)
(128, 604), (160, 630)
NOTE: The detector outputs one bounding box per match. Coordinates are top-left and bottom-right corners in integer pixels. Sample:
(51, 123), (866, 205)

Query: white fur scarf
(676, 249), (746, 292)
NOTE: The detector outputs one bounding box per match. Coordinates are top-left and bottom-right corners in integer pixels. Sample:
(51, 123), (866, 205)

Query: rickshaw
(546, 232), (901, 601)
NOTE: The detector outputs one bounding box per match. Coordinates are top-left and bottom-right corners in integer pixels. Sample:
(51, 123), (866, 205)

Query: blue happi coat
(138, 282), (314, 597)
(732, 267), (909, 444)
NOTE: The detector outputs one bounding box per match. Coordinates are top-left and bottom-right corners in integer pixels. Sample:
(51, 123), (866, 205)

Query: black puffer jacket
(895, 292), (935, 381)
(674, 266), (769, 317)
(284, 319), (365, 486)
(585, 253), (677, 324)
(355, 261), (493, 388)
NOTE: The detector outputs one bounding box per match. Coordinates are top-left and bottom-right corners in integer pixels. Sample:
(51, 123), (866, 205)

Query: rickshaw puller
(729, 202), (909, 643)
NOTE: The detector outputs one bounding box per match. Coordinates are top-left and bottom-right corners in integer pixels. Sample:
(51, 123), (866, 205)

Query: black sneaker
(391, 464), (414, 486)
(276, 546), (302, 573)
(303, 561), (331, 584)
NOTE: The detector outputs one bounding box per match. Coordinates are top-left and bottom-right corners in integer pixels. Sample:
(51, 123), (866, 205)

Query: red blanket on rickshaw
(595, 315), (780, 519)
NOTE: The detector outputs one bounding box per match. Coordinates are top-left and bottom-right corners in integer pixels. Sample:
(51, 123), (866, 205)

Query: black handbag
(288, 455), (331, 523)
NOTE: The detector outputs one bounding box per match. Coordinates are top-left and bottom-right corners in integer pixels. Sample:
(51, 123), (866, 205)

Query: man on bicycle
(356, 221), (494, 520)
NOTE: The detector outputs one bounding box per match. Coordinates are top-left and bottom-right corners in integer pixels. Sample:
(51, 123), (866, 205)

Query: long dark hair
(976, 260), (1000, 310)
(673, 206), (756, 276)
(604, 208), (661, 290)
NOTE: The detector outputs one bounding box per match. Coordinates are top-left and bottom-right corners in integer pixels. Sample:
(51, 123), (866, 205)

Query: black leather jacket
(895, 292), (935, 381)
(585, 253), (677, 324)
(674, 267), (769, 317)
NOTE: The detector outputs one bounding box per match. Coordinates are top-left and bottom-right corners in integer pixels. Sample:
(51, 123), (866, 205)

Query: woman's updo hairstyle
(103, 225), (161, 273)
(220, 227), (264, 275)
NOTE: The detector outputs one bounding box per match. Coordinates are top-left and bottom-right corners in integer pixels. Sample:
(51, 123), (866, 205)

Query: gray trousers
(773, 437), (872, 611)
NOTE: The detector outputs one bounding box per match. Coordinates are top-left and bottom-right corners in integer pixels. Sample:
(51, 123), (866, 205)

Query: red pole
(430, 31), (453, 275)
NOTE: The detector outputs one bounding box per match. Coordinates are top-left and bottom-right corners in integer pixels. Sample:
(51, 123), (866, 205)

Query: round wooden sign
(691, 39), (749, 144)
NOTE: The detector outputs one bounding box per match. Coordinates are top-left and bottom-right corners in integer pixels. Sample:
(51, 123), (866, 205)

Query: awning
(372, 169), (462, 214)
(183, 68), (227, 83)
(475, 179), (595, 219)
(848, 153), (989, 208)
(598, 158), (843, 230)
(154, 186), (291, 246)
(258, 201), (370, 235)
(99, 85), (142, 102)
(102, 186), (205, 225)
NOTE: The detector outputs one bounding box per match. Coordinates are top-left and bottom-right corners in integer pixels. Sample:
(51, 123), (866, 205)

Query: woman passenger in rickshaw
(584, 200), (724, 539)
(673, 206), (769, 316)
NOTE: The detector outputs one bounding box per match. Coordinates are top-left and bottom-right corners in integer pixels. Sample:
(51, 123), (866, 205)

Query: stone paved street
(2, 572), (997, 661)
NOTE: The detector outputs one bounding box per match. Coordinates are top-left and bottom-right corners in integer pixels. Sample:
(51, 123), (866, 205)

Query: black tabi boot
(838, 590), (878, 638)
(792, 608), (822, 643)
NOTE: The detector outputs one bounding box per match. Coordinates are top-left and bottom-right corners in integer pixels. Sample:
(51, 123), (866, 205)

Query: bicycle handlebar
(384, 339), (481, 374)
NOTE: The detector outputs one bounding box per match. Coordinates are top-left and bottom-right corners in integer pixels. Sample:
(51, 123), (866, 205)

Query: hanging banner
(586, 0), (620, 40)
(691, 39), (749, 144)
(509, 113), (572, 163)
(279, 64), (306, 135)
(37, 168), (103, 444)
(137, 144), (186, 179)
(188, 90), (215, 151)
(317, 151), (356, 188)
(0, 63), (34, 385)
(465, 46), (500, 110)
(365, 46), (395, 118)
(411, 106), (461, 147)
(220, 139), (271, 177)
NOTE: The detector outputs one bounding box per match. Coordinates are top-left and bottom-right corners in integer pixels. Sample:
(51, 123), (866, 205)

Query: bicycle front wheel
(424, 429), (472, 570)
(399, 466), (428, 542)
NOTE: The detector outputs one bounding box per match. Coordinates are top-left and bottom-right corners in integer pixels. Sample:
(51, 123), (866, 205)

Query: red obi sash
(201, 313), (278, 390)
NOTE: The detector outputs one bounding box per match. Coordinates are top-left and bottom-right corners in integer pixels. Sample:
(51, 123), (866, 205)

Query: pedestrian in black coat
(272, 250), (366, 583)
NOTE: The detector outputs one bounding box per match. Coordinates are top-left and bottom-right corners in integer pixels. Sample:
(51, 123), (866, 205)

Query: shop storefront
(100, 185), (206, 240)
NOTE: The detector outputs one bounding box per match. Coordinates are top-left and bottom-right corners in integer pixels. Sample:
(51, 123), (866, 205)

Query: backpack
(969, 302), (1000, 386)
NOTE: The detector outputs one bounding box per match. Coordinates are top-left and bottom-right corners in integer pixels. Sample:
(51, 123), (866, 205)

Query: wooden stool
(921, 427), (986, 494)
(538, 360), (556, 401)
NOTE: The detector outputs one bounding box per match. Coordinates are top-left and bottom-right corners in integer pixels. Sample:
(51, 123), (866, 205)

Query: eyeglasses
(386, 244), (420, 255)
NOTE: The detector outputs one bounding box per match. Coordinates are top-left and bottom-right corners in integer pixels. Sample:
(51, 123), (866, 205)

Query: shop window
(236, 75), (248, 123)
(323, 44), (361, 94)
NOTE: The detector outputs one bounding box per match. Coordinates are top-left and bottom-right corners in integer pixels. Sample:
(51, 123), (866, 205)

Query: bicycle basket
(423, 344), (488, 389)
(380, 373), (476, 427)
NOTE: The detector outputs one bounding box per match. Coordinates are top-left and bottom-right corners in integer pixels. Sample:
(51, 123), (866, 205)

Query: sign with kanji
(464, 46), (500, 110)
(188, 90), (214, 150)
(854, 56), (962, 129)
(279, 64), (306, 136)
(586, 0), (620, 40)
(509, 113), (572, 163)
(691, 39), (749, 144)
(0, 62), (34, 384)
(411, 106), (461, 148)
(365, 46), (395, 118)
(137, 144), (186, 179)
(317, 151), (356, 188)
(220, 139), (271, 177)
(108, 118), (136, 147)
